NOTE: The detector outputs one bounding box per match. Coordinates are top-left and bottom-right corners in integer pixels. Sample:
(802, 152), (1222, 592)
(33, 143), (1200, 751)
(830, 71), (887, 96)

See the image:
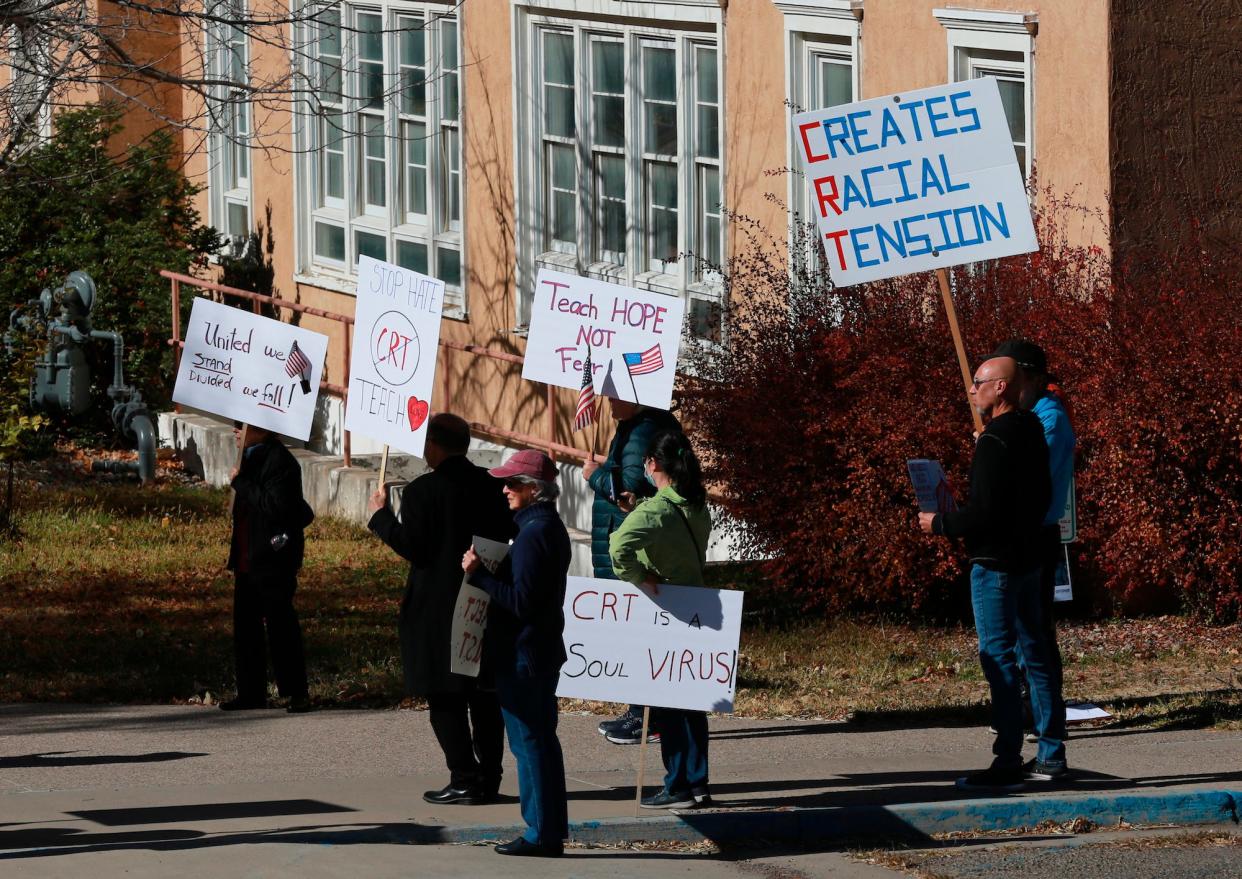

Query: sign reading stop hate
(792, 77), (1037, 286)
(345, 256), (446, 458)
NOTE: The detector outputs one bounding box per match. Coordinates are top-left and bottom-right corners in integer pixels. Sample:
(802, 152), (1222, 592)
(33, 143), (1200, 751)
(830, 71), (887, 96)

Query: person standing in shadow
(463, 450), (571, 857)
(223, 423), (314, 714)
(609, 430), (714, 808)
(368, 413), (516, 805)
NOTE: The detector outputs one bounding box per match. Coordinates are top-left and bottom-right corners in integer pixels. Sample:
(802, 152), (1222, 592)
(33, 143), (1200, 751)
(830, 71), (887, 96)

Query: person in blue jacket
(582, 397), (680, 744)
(463, 449), (571, 858)
(991, 339), (1074, 779)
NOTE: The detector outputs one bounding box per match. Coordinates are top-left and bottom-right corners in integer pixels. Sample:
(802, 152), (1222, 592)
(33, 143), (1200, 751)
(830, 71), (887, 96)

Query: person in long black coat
(224, 424), (315, 713)
(367, 413), (517, 804)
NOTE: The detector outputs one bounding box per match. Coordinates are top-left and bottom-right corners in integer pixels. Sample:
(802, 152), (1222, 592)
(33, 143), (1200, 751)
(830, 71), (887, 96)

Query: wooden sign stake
(633, 706), (652, 817)
(935, 268), (984, 435)
(377, 444), (391, 488)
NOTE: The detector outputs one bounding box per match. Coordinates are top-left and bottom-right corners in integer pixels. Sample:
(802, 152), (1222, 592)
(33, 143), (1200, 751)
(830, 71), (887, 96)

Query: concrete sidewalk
(1, 704), (1238, 862)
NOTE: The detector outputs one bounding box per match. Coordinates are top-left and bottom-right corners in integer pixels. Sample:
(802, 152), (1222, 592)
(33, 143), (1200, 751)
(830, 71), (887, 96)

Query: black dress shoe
(220, 698), (267, 711)
(422, 784), (485, 805)
(493, 836), (563, 857)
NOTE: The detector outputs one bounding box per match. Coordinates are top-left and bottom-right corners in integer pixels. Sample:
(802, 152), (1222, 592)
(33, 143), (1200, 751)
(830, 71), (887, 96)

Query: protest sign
(556, 576), (744, 713)
(521, 269), (685, 411)
(345, 256), (446, 459)
(906, 458), (958, 513)
(449, 536), (511, 677)
(1059, 476), (1078, 543)
(173, 297), (328, 441)
(791, 77), (1038, 287)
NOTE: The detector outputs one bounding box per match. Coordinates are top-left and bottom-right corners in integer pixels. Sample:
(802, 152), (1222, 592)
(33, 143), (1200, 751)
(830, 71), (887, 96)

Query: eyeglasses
(503, 478), (527, 490)
(971, 377), (1005, 388)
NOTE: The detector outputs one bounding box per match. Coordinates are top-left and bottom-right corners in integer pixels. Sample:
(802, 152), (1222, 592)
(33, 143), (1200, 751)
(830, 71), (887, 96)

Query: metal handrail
(162, 270), (600, 469)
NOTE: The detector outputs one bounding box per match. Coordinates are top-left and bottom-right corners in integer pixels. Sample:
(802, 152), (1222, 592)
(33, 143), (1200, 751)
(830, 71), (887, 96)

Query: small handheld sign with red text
(556, 576), (744, 713)
(792, 77), (1037, 287)
(450, 536), (511, 678)
(345, 256), (446, 458)
(172, 298), (328, 440)
(522, 269), (685, 411)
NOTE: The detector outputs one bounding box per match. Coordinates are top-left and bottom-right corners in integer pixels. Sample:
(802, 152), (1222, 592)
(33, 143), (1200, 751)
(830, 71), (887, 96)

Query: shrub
(0, 106), (220, 429)
(681, 197), (1242, 621)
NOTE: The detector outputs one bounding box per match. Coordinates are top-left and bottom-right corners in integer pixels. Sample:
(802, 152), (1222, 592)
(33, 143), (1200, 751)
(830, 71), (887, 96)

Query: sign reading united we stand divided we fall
(172, 297), (329, 441)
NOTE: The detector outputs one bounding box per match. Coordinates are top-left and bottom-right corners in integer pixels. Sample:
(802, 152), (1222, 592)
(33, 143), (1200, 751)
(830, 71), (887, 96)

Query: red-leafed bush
(680, 197), (1242, 620)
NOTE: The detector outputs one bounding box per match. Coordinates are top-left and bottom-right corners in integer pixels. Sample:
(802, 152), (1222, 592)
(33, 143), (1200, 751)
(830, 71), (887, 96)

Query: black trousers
(427, 689), (505, 791)
(233, 572), (309, 703)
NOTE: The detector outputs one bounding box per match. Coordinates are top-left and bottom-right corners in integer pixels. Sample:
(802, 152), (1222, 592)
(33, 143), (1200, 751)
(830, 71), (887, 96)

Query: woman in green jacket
(608, 430), (713, 809)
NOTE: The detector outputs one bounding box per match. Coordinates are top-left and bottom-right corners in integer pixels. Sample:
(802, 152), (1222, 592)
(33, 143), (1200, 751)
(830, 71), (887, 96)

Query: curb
(394, 788), (1240, 846)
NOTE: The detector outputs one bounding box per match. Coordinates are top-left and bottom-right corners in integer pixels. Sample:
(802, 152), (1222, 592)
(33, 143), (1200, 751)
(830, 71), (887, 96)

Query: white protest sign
(1059, 476), (1078, 543)
(449, 536), (511, 677)
(173, 297), (328, 440)
(906, 458), (958, 513)
(556, 576), (744, 713)
(345, 256), (446, 458)
(522, 269), (685, 411)
(792, 77), (1038, 286)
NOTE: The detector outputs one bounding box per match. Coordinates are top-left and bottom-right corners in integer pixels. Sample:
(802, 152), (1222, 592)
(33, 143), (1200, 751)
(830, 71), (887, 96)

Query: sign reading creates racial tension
(345, 256), (446, 458)
(522, 269), (685, 411)
(792, 77), (1038, 287)
(449, 536), (511, 678)
(172, 297), (328, 441)
(556, 576), (744, 713)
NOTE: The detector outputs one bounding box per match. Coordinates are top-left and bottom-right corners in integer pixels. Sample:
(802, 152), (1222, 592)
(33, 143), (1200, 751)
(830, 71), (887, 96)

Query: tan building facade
(174, 0), (1235, 452)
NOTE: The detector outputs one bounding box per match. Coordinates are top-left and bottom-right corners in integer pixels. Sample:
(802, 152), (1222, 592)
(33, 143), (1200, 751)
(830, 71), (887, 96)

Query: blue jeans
(970, 564), (1067, 768)
(496, 672), (567, 846)
(650, 708), (709, 794)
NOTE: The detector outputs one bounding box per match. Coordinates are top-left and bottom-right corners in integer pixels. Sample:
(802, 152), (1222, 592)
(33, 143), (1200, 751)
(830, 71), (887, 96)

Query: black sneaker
(597, 709), (636, 736)
(1023, 758), (1068, 781)
(690, 785), (712, 806)
(640, 789), (695, 809)
(605, 713), (660, 745)
(955, 766), (1026, 792)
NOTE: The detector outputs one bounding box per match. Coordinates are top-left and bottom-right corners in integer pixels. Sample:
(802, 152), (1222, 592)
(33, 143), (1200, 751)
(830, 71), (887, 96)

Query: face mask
(644, 467), (658, 488)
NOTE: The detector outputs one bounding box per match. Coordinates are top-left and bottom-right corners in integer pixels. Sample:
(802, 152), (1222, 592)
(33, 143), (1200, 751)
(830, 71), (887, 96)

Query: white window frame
(934, 7), (1036, 183)
(512, 2), (725, 342)
(293, 1), (466, 316)
(781, 2), (860, 281)
(205, 1), (252, 249)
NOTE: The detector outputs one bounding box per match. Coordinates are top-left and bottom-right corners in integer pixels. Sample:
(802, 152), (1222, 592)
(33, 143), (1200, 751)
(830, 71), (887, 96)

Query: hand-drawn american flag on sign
(285, 340), (313, 394)
(623, 344), (664, 377)
(574, 349), (596, 432)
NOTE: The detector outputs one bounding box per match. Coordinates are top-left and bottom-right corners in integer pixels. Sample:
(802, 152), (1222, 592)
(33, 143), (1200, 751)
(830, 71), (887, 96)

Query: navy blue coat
(470, 501), (571, 679)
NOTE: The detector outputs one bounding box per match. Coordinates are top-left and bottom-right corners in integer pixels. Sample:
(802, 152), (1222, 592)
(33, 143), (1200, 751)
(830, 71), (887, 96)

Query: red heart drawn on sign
(406, 396), (429, 432)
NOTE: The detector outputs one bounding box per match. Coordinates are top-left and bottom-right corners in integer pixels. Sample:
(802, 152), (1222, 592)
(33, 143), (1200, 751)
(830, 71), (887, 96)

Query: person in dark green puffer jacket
(581, 397), (680, 742)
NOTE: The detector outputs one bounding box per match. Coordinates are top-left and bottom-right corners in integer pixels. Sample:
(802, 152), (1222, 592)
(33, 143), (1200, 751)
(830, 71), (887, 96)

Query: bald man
(919, 356), (1061, 791)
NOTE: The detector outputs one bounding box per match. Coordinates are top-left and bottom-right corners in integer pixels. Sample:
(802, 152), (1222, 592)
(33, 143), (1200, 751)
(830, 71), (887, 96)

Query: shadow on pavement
(69, 799), (356, 827)
(0, 751), (206, 769)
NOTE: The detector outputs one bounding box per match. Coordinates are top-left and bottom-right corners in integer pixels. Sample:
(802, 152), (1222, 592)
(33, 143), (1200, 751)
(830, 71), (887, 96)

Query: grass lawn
(2, 457), (1239, 730)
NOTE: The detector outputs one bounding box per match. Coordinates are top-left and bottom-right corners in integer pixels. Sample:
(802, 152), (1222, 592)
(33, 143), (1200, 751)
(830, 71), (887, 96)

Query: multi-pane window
(206, 0), (251, 245)
(302, 3), (464, 309)
(789, 33), (856, 278)
(958, 49), (1029, 179)
(524, 20), (722, 338)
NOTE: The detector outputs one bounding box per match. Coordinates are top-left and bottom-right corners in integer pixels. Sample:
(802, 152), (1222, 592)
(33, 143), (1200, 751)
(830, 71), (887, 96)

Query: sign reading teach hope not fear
(792, 77), (1038, 286)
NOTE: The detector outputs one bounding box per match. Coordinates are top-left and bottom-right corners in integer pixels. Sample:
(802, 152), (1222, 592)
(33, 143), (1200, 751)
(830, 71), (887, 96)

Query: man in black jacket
(225, 424), (314, 713)
(367, 413), (516, 805)
(919, 355), (1062, 791)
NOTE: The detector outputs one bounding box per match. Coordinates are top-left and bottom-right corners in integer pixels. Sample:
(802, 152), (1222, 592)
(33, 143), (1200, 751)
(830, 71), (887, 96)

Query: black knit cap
(990, 339), (1048, 375)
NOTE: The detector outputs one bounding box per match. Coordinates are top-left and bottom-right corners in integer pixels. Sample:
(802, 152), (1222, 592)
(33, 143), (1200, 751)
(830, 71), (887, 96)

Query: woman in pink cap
(462, 449), (571, 857)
